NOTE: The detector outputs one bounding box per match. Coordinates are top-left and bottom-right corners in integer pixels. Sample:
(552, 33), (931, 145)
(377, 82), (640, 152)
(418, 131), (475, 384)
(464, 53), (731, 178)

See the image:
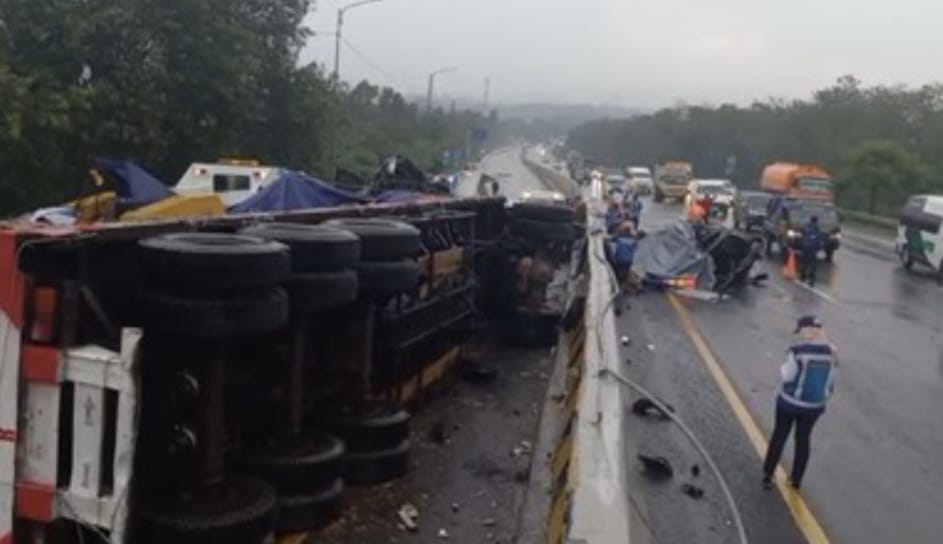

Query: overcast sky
(301, 0), (941, 108)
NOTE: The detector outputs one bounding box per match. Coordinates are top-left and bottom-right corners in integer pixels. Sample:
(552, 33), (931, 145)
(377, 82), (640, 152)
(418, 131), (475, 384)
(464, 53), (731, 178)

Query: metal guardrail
(520, 149), (581, 198)
(839, 208), (896, 230)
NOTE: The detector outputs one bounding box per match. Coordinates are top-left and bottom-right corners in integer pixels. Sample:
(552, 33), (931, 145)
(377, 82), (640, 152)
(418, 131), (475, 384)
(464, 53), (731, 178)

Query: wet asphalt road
(626, 200), (943, 543)
(454, 146), (545, 200)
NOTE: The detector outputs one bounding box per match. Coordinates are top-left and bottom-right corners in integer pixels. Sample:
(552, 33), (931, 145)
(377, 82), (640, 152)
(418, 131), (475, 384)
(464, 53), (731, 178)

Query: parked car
(763, 197), (842, 262)
(895, 194), (943, 282)
(733, 190), (772, 231)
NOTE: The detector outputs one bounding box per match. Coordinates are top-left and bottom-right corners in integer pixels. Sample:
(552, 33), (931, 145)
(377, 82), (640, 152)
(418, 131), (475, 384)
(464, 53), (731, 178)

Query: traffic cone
(783, 249), (798, 280)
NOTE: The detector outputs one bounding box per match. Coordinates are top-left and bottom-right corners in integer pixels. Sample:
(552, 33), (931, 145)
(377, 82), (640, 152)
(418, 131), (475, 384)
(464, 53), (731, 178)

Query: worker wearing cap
(762, 315), (838, 490)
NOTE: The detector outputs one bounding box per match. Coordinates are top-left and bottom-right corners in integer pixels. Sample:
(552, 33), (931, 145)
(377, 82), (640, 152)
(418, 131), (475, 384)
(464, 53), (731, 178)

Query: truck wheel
(508, 202), (575, 223)
(323, 218), (421, 261)
(345, 439), (411, 485)
(319, 401), (410, 453)
(355, 260), (420, 299)
(140, 233), (290, 291)
(239, 223), (360, 273)
(285, 270), (358, 315)
(137, 287), (289, 338)
(236, 433), (344, 495)
(276, 479), (345, 534)
(136, 477), (276, 544)
(510, 218), (575, 242)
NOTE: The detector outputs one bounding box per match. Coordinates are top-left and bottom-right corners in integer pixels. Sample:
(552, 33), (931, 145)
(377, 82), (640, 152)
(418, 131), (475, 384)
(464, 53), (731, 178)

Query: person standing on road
(629, 193), (643, 231)
(606, 199), (624, 235)
(762, 315), (837, 490)
(799, 216), (824, 286)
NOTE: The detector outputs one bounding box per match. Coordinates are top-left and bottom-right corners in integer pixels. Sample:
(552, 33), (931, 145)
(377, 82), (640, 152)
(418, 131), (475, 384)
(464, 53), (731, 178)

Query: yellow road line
(667, 293), (831, 544)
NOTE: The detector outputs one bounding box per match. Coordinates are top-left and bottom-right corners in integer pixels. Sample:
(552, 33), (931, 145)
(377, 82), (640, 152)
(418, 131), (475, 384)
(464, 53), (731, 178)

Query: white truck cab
(174, 159), (282, 208)
(896, 195), (943, 281)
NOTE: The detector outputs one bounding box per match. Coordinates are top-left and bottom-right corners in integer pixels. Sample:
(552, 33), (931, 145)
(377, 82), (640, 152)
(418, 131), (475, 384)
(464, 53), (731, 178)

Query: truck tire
(319, 401), (410, 453)
(276, 479), (345, 534)
(136, 477), (276, 544)
(323, 218), (421, 261)
(285, 270), (358, 315)
(510, 218), (574, 243)
(137, 287), (289, 338)
(239, 223), (361, 273)
(355, 260), (420, 299)
(236, 433), (345, 495)
(345, 440), (411, 485)
(509, 202), (575, 223)
(140, 233), (290, 291)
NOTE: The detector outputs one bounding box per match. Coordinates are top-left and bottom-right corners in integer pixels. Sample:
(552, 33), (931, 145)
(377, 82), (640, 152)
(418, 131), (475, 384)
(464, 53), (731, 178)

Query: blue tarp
(92, 157), (173, 205)
(230, 170), (365, 213)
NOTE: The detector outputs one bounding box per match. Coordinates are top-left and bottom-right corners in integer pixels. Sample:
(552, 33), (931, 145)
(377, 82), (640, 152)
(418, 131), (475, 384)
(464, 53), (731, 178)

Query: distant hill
(498, 103), (644, 126)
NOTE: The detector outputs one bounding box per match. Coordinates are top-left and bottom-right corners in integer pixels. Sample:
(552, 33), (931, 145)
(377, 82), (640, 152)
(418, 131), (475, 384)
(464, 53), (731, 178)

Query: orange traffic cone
(783, 249), (798, 280)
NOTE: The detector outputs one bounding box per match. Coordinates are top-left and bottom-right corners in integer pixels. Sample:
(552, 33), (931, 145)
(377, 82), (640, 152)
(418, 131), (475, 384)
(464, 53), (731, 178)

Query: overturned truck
(0, 194), (581, 544)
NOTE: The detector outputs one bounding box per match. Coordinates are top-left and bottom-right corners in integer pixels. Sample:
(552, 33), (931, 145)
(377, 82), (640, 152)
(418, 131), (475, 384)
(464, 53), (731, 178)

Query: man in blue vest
(762, 315), (837, 490)
(628, 193), (644, 231)
(799, 216), (824, 286)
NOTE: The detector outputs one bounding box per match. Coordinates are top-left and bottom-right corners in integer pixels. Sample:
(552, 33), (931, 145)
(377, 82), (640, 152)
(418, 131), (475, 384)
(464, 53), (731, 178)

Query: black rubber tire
(139, 233), (290, 291)
(239, 223), (361, 273)
(323, 218), (421, 261)
(236, 433), (345, 495)
(355, 260), (420, 299)
(285, 270), (358, 315)
(345, 440), (411, 485)
(137, 287), (289, 338)
(510, 218), (574, 242)
(276, 479), (344, 535)
(319, 401), (410, 453)
(136, 477), (276, 544)
(509, 202), (575, 223)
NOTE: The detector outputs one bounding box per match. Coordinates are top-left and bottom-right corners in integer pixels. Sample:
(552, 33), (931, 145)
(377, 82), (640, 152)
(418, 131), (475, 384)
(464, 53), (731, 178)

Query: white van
(626, 166), (654, 195)
(896, 195), (943, 281)
(175, 160), (283, 207)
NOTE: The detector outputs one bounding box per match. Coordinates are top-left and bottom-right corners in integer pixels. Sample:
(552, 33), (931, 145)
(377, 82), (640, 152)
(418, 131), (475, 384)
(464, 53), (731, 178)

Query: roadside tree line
(0, 0), (487, 216)
(567, 75), (943, 216)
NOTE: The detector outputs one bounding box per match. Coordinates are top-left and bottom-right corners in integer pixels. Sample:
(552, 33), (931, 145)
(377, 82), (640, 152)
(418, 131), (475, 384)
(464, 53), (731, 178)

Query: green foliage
(0, 0), (485, 215)
(567, 76), (943, 215)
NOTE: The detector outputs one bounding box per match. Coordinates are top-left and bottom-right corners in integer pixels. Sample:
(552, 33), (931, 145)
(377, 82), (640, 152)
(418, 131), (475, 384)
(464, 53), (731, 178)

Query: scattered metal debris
(437, 528), (449, 538)
(398, 503), (419, 531)
(631, 398), (675, 420)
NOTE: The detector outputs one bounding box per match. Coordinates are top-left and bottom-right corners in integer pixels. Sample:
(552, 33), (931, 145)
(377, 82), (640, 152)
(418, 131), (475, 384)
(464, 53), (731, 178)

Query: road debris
(437, 528), (449, 539)
(450, 502), (460, 513)
(647, 344), (656, 351)
(621, 336), (630, 346)
(631, 398), (675, 420)
(681, 483), (705, 499)
(638, 454), (674, 479)
(461, 364), (499, 385)
(429, 420), (448, 444)
(691, 464), (701, 477)
(482, 518), (497, 527)
(397, 503), (419, 531)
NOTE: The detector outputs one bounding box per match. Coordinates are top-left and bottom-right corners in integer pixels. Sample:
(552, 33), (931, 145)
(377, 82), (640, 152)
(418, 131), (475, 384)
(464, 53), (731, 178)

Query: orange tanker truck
(760, 162), (834, 201)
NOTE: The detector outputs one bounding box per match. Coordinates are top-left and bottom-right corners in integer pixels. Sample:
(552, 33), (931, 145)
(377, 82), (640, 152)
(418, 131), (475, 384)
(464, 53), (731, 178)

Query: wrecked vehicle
(632, 220), (764, 293)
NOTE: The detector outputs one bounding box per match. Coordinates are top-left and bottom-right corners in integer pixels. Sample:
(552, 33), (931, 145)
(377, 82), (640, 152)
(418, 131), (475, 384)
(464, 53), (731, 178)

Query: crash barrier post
(548, 227), (632, 543)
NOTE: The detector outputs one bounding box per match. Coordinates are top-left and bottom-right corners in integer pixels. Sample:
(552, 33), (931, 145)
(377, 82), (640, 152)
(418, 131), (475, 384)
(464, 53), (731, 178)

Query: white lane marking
(791, 279), (840, 305)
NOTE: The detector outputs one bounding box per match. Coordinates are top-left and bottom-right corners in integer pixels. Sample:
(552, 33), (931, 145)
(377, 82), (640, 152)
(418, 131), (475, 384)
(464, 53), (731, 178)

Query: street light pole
(329, 0), (384, 178)
(426, 66), (457, 113)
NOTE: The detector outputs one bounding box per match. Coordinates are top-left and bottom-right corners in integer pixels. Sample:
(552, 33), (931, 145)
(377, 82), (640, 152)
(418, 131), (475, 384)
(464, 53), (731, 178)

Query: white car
(685, 179), (737, 209)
